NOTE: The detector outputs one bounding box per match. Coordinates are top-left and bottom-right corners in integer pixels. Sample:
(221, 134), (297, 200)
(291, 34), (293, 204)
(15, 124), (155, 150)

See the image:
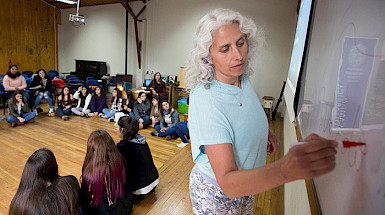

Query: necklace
(238, 77), (242, 107)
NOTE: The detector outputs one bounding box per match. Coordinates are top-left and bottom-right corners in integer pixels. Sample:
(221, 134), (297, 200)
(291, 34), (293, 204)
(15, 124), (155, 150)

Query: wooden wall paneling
(0, 0), (58, 75)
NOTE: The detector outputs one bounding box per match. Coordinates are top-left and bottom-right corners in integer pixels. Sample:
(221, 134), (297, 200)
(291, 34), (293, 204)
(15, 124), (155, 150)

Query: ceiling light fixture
(56, 0), (77, 4)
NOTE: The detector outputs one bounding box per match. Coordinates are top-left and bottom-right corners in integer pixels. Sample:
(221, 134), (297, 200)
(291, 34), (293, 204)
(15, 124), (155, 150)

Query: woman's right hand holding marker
(279, 133), (338, 182)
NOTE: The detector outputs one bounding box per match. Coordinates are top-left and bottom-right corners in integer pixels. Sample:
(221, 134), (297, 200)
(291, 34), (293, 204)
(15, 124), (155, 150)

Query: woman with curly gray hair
(187, 9), (337, 214)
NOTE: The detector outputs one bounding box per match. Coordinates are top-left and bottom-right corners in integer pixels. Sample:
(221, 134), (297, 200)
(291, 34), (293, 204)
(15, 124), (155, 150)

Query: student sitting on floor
(151, 100), (180, 140)
(71, 86), (92, 117)
(80, 130), (133, 215)
(6, 90), (36, 127)
(89, 86), (107, 117)
(101, 88), (122, 122)
(132, 91), (151, 129)
(55, 86), (74, 121)
(175, 121), (190, 148)
(30, 69), (55, 115)
(9, 148), (80, 215)
(149, 96), (162, 128)
(114, 90), (135, 127)
(116, 116), (159, 197)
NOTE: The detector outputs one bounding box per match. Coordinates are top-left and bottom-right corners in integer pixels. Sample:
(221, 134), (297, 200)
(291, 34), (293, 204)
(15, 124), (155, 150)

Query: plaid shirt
(111, 98), (122, 111)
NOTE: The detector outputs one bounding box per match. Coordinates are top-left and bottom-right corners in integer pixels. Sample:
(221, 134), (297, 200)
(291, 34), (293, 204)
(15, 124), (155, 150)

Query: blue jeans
(6, 112), (36, 123)
(155, 125), (177, 137)
(175, 122), (190, 143)
(102, 108), (118, 118)
(33, 91), (54, 109)
(55, 107), (71, 118)
(131, 114), (150, 122)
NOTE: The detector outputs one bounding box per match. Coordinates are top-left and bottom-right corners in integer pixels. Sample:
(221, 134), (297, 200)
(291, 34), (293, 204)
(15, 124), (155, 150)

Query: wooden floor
(0, 103), (284, 215)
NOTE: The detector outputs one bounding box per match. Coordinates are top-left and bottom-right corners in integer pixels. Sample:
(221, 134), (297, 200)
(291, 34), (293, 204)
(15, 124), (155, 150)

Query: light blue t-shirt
(189, 76), (268, 180)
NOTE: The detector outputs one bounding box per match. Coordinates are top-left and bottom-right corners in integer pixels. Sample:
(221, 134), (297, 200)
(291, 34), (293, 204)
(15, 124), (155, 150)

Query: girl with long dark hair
(101, 88), (122, 121)
(9, 148), (80, 215)
(80, 130), (133, 214)
(116, 116), (159, 197)
(133, 91), (151, 129)
(71, 86), (92, 117)
(90, 86), (107, 117)
(30, 69), (55, 115)
(55, 86), (74, 121)
(6, 90), (36, 127)
(149, 96), (161, 128)
(146, 72), (168, 101)
(151, 100), (180, 140)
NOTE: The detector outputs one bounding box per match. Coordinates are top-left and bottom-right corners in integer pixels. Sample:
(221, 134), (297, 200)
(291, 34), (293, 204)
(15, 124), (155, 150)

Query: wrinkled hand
(279, 133), (337, 181)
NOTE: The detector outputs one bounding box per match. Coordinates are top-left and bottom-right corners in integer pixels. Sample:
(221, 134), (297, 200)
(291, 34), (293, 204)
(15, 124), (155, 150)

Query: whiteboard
(297, 0), (385, 214)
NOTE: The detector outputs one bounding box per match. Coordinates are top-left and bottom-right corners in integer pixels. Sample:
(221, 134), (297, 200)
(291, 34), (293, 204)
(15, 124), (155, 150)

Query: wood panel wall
(0, 0), (61, 75)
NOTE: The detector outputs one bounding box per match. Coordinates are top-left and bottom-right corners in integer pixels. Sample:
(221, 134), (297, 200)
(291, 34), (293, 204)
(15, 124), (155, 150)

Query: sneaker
(49, 108), (54, 113)
(11, 122), (17, 127)
(151, 131), (158, 137)
(99, 113), (107, 118)
(108, 117), (115, 122)
(177, 142), (188, 148)
(33, 109), (38, 116)
(63, 116), (70, 121)
(88, 113), (94, 117)
(166, 135), (172, 140)
(84, 114), (89, 118)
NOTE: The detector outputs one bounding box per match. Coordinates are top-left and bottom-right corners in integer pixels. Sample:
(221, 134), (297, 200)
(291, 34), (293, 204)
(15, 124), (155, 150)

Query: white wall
(146, 0), (297, 102)
(59, 4), (126, 77)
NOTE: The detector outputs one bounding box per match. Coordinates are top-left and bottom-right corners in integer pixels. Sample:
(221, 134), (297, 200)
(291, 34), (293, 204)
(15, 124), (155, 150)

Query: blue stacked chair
(86, 79), (103, 93)
(22, 71), (33, 78)
(67, 76), (83, 92)
(47, 70), (59, 79)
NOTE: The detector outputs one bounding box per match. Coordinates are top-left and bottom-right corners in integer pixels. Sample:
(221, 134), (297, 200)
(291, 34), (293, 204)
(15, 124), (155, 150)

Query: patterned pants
(189, 166), (255, 215)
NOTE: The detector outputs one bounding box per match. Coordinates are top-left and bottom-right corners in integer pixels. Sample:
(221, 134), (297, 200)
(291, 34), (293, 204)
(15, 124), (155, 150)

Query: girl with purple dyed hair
(80, 130), (133, 214)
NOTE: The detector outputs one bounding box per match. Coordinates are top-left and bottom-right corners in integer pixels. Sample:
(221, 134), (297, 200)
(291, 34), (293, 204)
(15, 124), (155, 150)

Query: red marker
(290, 140), (366, 148)
(338, 141), (366, 148)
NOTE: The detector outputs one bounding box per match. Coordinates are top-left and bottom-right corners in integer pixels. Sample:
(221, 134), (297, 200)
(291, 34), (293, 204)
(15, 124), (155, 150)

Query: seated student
(101, 88), (122, 122)
(175, 121), (190, 148)
(80, 130), (133, 215)
(116, 116), (159, 197)
(146, 72), (168, 101)
(30, 69), (55, 115)
(133, 91), (151, 129)
(151, 100), (180, 140)
(114, 90), (135, 126)
(6, 90), (36, 127)
(90, 86), (107, 117)
(149, 96), (162, 128)
(9, 148), (80, 215)
(3, 64), (30, 102)
(71, 86), (92, 117)
(55, 86), (74, 121)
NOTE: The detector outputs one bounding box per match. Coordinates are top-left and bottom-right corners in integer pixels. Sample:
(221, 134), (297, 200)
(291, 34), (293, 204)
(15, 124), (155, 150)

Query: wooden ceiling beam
(120, 0), (147, 69)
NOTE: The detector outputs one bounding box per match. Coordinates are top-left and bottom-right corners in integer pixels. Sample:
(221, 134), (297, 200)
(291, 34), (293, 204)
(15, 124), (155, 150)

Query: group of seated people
(9, 116), (159, 215)
(1, 65), (190, 147)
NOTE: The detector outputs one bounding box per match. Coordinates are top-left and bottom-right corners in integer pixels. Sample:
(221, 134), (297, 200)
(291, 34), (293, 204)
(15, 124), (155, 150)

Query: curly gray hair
(185, 8), (264, 89)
